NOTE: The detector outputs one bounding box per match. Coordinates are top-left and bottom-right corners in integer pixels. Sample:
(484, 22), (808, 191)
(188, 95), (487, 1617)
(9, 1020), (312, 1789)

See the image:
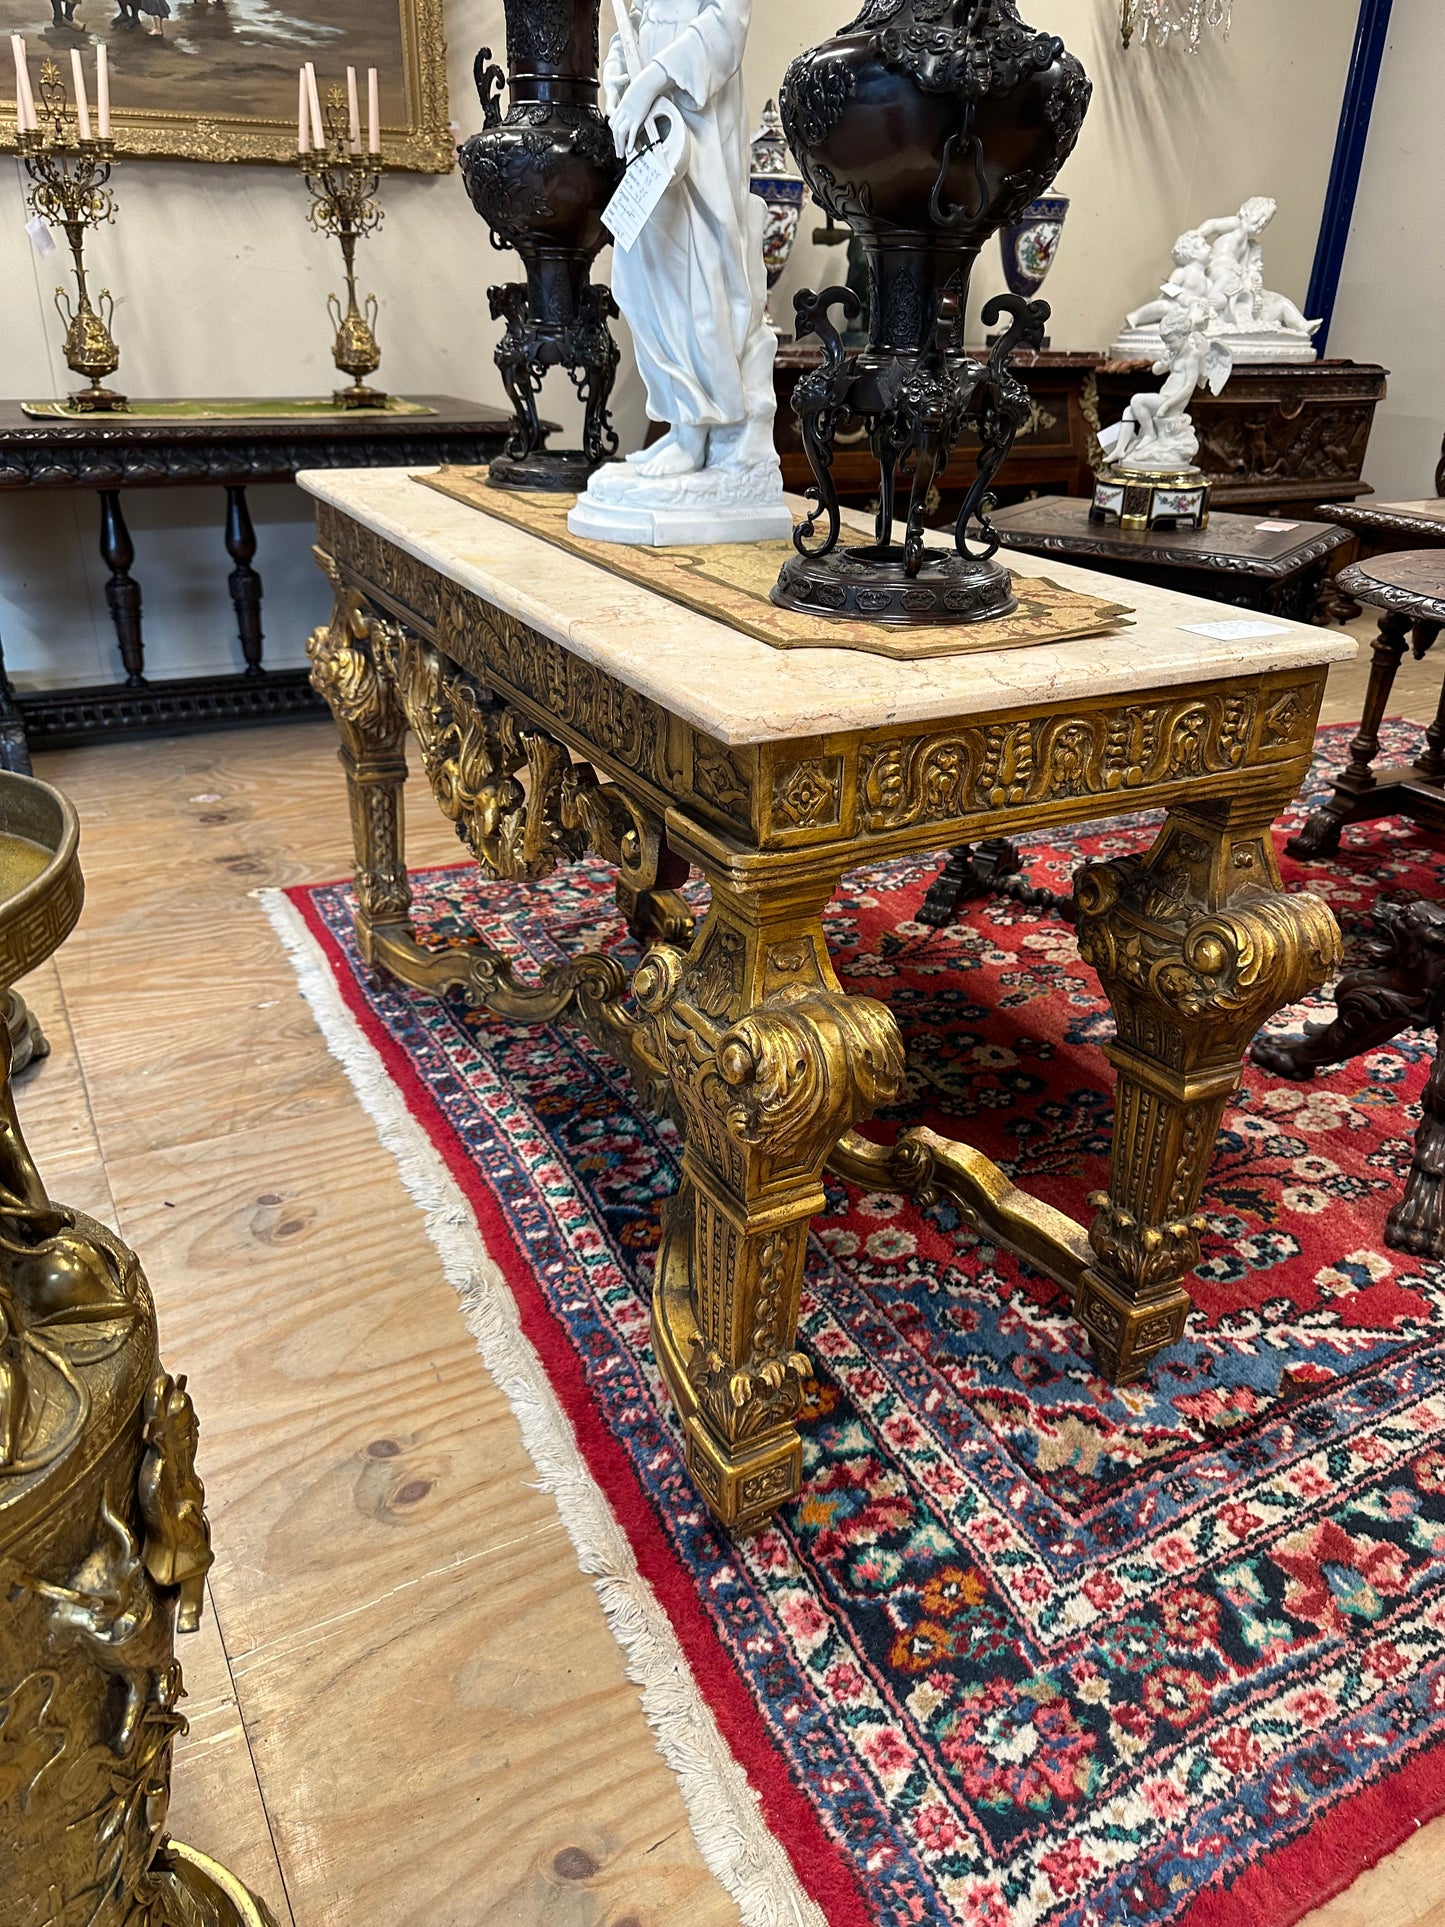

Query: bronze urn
(459, 1), (625, 491)
(775, 0), (1092, 624)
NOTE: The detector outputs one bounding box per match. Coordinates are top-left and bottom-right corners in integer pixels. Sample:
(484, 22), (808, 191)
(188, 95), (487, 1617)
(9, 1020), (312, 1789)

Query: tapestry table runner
(418, 465), (1135, 662)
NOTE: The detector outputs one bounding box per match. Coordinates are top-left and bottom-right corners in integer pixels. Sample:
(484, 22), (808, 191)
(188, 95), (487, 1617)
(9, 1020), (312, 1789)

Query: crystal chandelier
(1120, 0), (1232, 50)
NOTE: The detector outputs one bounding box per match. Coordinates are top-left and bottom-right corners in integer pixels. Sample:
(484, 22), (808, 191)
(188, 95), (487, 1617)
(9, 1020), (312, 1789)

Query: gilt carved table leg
(1075, 800), (1342, 1382)
(1252, 897), (1445, 1261)
(306, 570), (414, 971)
(1288, 610), (1411, 857)
(639, 869), (905, 1533)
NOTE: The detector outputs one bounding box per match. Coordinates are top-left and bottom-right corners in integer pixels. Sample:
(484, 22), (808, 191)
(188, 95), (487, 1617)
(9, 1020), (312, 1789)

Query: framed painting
(2, 0), (451, 169)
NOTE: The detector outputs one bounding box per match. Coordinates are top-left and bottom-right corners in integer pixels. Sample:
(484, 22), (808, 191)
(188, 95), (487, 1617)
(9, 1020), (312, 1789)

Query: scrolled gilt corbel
(306, 552), (404, 753)
(716, 984), (906, 1167)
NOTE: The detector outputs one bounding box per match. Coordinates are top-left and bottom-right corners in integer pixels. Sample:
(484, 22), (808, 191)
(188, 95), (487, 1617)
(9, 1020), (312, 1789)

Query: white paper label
(603, 143), (674, 252)
(25, 216), (55, 258)
(1254, 520), (1301, 533)
(1178, 618), (1294, 641)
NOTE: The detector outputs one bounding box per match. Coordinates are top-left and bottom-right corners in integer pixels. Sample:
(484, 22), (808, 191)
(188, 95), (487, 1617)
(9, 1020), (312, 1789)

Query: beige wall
(0, 1), (1375, 689)
(1328, 0), (1443, 500)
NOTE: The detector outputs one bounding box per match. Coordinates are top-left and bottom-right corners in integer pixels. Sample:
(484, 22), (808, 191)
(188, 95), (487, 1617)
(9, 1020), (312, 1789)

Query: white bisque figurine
(1100, 295), (1234, 472)
(567, 0), (793, 548)
(1112, 196), (1321, 366)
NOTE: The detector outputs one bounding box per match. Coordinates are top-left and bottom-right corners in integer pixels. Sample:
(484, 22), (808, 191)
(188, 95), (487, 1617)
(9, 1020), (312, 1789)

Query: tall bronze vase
(459, 2), (625, 492)
(0, 771), (274, 1927)
(775, 1), (1092, 625)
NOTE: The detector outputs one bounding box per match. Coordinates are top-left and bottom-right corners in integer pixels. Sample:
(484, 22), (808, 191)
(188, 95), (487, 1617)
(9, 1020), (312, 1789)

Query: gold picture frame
(2, 0), (452, 171)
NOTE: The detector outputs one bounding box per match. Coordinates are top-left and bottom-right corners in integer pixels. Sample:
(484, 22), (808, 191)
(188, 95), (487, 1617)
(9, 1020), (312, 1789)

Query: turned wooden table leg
(305, 568), (413, 961)
(98, 489), (145, 687)
(1410, 623), (1445, 784)
(0, 625), (32, 776)
(640, 867), (904, 1533)
(224, 485), (266, 677)
(1074, 799), (1342, 1382)
(1289, 609), (1410, 856)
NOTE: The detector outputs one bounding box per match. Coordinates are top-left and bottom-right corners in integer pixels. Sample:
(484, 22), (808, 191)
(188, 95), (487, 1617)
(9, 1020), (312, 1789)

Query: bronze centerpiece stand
(0, 772), (274, 1927)
(299, 88), (388, 410)
(459, 3), (625, 492)
(19, 60), (127, 415)
(774, 0), (1092, 625)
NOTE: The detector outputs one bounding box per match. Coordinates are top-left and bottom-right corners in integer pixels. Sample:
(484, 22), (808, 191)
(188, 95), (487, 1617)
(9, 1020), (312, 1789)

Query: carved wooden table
(301, 466), (1350, 1535)
(1290, 550), (1445, 857)
(0, 396), (511, 767)
(990, 497), (1350, 621)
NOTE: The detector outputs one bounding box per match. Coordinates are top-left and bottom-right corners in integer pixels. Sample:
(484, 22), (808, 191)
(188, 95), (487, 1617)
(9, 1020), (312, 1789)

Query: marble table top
(300, 466), (1355, 749)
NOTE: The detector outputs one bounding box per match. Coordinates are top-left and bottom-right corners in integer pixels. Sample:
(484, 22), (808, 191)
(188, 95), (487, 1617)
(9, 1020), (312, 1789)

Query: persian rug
(267, 720), (1445, 1927)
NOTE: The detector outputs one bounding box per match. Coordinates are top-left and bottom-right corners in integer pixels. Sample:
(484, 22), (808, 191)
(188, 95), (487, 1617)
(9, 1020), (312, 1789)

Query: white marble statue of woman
(1103, 296), (1234, 472)
(567, 0), (792, 547)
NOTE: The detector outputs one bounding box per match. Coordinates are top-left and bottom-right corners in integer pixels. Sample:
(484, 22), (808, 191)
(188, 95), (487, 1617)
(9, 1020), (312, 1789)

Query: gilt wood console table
(301, 466), (1351, 1535)
(0, 396), (511, 767)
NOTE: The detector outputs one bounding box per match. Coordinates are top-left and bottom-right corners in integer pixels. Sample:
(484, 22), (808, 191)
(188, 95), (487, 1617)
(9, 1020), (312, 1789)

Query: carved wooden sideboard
(773, 350), (1388, 521)
(300, 466), (1351, 1536)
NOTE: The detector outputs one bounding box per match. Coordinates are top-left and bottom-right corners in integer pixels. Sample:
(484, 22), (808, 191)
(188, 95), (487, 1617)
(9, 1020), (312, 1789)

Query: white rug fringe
(260, 891), (824, 1927)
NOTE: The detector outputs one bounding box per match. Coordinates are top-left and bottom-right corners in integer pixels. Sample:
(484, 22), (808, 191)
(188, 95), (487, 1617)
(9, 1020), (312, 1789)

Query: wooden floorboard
(11, 641), (1443, 1926)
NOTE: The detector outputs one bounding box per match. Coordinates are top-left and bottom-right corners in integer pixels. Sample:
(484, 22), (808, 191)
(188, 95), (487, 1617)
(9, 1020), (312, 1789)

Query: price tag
(1254, 520), (1301, 533)
(1178, 618), (1293, 641)
(603, 142), (674, 252)
(25, 216), (55, 258)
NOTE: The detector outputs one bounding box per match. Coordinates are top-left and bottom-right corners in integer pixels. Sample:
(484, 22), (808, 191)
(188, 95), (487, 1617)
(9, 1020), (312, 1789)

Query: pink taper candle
(10, 37), (35, 133)
(96, 43), (110, 140)
(367, 67), (379, 156)
(70, 47), (91, 141)
(346, 66), (360, 153)
(304, 61), (323, 152)
(297, 66), (307, 153)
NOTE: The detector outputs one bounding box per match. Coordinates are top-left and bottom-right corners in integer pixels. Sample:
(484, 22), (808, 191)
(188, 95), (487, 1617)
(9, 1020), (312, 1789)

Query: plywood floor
(17, 635), (1445, 1927)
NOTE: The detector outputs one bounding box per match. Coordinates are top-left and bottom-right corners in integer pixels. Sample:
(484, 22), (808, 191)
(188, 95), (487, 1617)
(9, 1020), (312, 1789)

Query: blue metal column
(1307, 0), (1395, 353)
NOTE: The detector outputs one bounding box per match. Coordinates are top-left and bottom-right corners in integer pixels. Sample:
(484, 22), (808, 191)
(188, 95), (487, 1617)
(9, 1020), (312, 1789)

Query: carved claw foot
(1286, 804), (1347, 859)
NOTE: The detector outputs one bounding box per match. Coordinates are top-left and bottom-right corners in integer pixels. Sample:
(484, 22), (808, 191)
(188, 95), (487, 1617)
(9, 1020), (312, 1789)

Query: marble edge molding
(295, 467), (1357, 749)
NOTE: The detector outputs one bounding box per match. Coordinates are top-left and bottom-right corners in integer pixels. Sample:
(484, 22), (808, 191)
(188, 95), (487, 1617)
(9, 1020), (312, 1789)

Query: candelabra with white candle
(297, 67), (388, 408)
(14, 43), (126, 413)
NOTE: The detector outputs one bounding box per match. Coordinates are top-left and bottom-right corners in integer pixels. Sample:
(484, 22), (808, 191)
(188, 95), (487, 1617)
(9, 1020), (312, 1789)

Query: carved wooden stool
(1289, 551), (1445, 858)
(1252, 898), (1445, 1259)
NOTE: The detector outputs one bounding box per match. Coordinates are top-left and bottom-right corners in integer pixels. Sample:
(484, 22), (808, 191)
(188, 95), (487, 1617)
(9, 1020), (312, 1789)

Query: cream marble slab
(300, 466), (1355, 749)
(1375, 499), (1445, 524)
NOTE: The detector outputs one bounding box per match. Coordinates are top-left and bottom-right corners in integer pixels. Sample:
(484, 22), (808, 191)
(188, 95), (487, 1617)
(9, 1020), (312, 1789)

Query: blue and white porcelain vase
(749, 98), (805, 335)
(999, 193), (1070, 299)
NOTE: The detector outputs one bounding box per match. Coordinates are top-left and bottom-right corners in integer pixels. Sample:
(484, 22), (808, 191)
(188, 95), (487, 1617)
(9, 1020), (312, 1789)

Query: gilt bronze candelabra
(299, 88), (388, 410)
(19, 60), (126, 415)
